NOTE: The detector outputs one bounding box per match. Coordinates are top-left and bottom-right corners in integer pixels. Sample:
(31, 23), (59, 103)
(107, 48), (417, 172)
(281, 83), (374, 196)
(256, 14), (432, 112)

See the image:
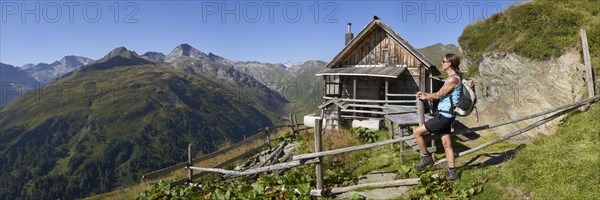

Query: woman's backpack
(451, 75), (477, 117)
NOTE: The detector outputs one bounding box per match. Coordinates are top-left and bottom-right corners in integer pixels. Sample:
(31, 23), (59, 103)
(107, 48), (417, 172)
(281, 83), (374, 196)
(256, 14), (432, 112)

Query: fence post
(293, 114), (299, 135)
(265, 127), (272, 148)
(417, 99), (434, 151)
(289, 114), (297, 135)
(581, 29), (595, 98)
(187, 143), (193, 183)
(314, 118), (324, 190)
(400, 128), (405, 163)
(417, 100), (425, 125)
(389, 121), (395, 150)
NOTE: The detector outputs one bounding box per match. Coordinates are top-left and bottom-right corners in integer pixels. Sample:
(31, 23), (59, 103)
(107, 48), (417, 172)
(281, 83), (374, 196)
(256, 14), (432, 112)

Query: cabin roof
(325, 17), (440, 76)
(316, 67), (406, 78)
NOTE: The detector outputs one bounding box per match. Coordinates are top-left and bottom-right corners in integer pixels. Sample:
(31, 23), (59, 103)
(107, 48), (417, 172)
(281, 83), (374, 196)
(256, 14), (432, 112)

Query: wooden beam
(142, 131), (267, 181)
(293, 114), (299, 135)
(340, 115), (385, 119)
(274, 148), (297, 175)
(341, 109), (386, 115)
(322, 98), (416, 103)
(417, 100), (425, 126)
(418, 62), (425, 125)
(293, 135), (427, 161)
(314, 118), (324, 190)
(353, 77), (357, 99)
(189, 166), (237, 174)
(581, 29), (595, 97)
(435, 105), (582, 166)
(452, 95), (600, 135)
(187, 144), (193, 183)
(256, 141), (287, 169)
(310, 178), (420, 196)
(189, 158), (321, 177)
(385, 80), (389, 106)
(386, 93), (416, 97)
(347, 104), (388, 109)
(399, 128), (405, 163)
(265, 127), (272, 148)
(389, 121), (395, 150)
(170, 143), (269, 188)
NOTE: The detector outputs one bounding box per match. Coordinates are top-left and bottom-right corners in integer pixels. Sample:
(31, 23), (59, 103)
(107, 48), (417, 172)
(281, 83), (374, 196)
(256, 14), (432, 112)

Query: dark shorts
(424, 113), (455, 134)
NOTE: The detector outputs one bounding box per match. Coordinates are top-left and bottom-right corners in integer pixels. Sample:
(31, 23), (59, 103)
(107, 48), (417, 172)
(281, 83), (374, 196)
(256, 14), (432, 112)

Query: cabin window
(325, 75), (341, 97)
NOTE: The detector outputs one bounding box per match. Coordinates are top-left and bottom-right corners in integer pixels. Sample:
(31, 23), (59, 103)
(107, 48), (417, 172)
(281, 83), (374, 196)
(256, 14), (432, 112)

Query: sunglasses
(442, 61), (450, 64)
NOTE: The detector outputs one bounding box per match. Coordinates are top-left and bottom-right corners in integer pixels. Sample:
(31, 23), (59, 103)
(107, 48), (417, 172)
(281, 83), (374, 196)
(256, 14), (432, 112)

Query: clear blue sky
(0, 0), (518, 67)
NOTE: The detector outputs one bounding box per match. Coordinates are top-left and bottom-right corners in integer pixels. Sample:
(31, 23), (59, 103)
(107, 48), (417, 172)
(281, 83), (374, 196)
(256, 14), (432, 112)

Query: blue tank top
(438, 75), (462, 118)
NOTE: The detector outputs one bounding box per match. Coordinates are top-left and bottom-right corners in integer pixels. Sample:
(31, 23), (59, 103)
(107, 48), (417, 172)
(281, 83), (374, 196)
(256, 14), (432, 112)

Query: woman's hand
(416, 91), (426, 100)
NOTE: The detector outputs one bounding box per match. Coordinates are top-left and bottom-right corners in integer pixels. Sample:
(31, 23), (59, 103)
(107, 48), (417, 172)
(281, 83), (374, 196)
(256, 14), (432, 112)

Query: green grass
(459, 0), (600, 77)
(0, 61), (290, 199)
(135, 105), (600, 199)
(456, 104), (600, 199)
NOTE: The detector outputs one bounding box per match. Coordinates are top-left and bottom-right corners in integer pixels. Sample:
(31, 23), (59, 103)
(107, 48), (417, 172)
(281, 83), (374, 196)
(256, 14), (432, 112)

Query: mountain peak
(108, 47), (135, 58)
(82, 47), (151, 71)
(142, 51), (166, 63)
(165, 43), (210, 63)
(59, 55), (94, 67)
(173, 43), (198, 56)
(95, 47), (145, 63)
(177, 43), (192, 51)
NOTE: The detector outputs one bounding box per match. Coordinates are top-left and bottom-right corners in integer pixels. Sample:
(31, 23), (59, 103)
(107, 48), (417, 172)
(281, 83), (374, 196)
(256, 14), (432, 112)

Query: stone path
(335, 171), (410, 199)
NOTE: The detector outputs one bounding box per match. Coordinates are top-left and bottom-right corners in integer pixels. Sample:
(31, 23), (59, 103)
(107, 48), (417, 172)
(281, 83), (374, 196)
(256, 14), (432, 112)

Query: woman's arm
(416, 77), (459, 100)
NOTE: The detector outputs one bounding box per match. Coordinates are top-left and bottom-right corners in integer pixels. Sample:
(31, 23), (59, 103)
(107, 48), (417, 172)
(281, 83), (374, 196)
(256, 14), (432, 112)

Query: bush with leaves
(349, 127), (379, 143)
(405, 170), (485, 200)
(276, 131), (297, 143)
(138, 169), (314, 200)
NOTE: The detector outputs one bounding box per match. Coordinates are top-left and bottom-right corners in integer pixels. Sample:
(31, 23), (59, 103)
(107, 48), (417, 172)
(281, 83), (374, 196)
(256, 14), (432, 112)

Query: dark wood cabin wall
(338, 27), (421, 68)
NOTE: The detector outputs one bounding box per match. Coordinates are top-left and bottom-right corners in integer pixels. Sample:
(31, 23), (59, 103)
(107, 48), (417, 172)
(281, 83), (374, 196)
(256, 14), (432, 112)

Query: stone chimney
(345, 23), (354, 46)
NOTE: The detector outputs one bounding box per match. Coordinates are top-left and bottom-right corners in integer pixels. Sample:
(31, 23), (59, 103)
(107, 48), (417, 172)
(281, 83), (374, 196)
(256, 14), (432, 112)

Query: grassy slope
(457, 104), (600, 199)
(0, 63), (286, 199)
(459, 0), (600, 76)
(87, 128), (293, 200)
(456, 1), (600, 198)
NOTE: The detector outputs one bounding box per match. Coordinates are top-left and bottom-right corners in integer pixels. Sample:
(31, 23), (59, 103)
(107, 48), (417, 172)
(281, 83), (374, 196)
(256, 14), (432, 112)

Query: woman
(413, 53), (462, 181)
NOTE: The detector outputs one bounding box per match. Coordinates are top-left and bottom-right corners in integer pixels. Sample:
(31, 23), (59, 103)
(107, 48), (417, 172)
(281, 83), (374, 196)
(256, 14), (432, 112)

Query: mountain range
(21, 56), (94, 84)
(0, 63), (40, 107)
(0, 46), (290, 199)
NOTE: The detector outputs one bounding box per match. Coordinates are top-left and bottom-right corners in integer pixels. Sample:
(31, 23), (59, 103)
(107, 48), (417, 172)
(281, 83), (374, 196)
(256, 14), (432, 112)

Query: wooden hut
(315, 16), (443, 130)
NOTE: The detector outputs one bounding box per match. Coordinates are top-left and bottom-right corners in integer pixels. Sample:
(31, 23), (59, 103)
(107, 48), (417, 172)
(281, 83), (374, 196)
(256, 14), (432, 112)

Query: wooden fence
(184, 95), (600, 196)
(141, 114), (307, 184)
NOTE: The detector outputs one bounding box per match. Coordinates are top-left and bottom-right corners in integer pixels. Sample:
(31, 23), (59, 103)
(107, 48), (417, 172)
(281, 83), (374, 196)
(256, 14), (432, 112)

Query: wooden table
(383, 107), (435, 163)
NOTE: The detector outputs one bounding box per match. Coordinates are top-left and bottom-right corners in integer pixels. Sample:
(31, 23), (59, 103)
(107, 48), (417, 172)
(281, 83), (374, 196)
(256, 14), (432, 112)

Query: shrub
(349, 127), (379, 143)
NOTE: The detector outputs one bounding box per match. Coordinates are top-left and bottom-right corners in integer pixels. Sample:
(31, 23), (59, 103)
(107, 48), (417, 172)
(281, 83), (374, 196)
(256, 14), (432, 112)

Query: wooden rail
(322, 96), (417, 104)
(386, 93), (416, 97)
(142, 115), (307, 182)
(310, 178), (420, 196)
(451, 95), (600, 135)
(170, 95), (600, 196)
(141, 130), (269, 181)
(177, 95), (600, 195)
(169, 143), (270, 188)
(434, 104), (582, 166)
(581, 29), (595, 97)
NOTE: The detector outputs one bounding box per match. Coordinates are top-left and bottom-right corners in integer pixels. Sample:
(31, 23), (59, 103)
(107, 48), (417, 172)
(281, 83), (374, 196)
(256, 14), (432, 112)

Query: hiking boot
(415, 154), (434, 171)
(446, 168), (460, 181)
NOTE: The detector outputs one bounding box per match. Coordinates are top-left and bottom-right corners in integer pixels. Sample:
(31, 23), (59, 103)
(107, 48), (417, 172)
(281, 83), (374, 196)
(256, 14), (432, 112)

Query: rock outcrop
(459, 49), (586, 142)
